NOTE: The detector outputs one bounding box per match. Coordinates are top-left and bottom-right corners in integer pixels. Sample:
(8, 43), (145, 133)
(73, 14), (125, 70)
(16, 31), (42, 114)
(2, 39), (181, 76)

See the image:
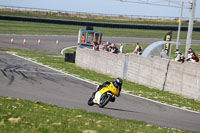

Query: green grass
(0, 19), (200, 40)
(1, 47), (200, 112)
(0, 96), (191, 133)
(116, 44), (200, 58)
(116, 44), (149, 54)
(170, 45), (200, 58)
(0, 20), (84, 35)
(1, 9), (200, 27)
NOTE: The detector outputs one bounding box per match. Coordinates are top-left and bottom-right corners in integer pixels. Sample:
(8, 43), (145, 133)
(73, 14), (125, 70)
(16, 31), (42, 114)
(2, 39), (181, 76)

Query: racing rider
(93, 78), (123, 102)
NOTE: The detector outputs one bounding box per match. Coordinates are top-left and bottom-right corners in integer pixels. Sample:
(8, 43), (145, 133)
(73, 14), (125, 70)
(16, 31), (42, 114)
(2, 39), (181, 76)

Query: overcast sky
(1, 0), (199, 19)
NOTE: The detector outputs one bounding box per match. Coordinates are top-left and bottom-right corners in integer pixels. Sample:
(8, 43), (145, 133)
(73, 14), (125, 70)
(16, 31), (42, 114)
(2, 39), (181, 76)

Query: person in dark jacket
(110, 43), (119, 54)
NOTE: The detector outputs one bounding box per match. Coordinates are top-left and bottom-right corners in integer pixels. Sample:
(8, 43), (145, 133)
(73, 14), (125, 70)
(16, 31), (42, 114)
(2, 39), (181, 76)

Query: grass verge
(0, 96), (191, 133)
(0, 20), (200, 40)
(1, 9), (200, 27)
(0, 47), (200, 112)
(116, 44), (200, 58)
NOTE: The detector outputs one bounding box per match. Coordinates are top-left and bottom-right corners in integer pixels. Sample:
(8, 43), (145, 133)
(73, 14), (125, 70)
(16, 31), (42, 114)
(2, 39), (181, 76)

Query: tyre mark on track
(0, 62), (65, 86)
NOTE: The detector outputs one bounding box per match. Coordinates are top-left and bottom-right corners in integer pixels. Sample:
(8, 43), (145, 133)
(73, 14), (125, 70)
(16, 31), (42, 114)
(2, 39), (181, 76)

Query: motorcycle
(88, 82), (119, 108)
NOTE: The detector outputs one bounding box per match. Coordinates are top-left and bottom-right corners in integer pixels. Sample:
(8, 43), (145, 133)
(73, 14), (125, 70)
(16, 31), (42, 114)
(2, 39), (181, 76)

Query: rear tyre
(99, 94), (111, 108)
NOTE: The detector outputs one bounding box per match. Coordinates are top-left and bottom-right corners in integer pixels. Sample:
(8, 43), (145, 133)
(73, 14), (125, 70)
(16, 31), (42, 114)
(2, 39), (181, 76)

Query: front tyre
(99, 94), (111, 108)
(88, 96), (94, 106)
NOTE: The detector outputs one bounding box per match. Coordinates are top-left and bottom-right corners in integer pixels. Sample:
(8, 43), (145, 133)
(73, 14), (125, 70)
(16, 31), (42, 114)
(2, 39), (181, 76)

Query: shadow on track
(103, 107), (141, 114)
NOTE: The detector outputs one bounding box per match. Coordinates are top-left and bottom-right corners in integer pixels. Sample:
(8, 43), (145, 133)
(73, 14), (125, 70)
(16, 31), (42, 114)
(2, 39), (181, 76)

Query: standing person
(81, 34), (85, 43)
(120, 44), (124, 53)
(133, 42), (142, 55)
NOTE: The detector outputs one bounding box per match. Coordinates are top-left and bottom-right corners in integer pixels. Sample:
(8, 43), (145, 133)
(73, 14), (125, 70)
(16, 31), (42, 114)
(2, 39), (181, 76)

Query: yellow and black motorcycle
(88, 82), (119, 108)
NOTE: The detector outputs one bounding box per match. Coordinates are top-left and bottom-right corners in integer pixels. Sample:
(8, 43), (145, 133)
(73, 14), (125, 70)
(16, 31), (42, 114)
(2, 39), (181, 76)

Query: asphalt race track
(0, 34), (162, 54)
(1, 34), (200, 54)
(0, 35), (200, 132)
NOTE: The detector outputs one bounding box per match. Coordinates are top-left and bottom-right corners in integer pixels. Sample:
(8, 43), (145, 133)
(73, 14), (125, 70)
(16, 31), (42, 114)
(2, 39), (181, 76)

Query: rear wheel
(99, 94), (111, 108)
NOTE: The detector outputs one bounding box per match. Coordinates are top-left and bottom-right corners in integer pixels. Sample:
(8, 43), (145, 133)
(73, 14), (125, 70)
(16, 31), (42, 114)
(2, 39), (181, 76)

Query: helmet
(115, 78), (122, 85)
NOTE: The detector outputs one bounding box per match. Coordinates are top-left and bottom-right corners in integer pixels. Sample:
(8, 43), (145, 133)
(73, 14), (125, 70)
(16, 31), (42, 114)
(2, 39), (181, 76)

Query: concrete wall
(126, 54), (169, 90)
(75, 47), (200, 100)
(165, 61), (200, 100)
(76, 47), (125, 78)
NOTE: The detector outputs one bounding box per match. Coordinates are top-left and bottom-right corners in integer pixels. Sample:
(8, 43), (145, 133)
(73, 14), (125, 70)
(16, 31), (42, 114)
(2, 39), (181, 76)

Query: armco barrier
(75, 47), (200, 100)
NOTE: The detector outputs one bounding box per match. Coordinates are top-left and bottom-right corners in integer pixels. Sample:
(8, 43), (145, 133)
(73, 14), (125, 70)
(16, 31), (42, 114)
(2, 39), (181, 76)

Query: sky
(0, 0), (199, 19)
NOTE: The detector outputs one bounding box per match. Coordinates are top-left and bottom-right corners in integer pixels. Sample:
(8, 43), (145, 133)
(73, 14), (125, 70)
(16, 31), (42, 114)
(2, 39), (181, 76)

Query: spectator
(133, 42), (142, 55)
(93, 42), (99, 51)
(190, 48), (199, 62)
(174, 49), (182, 62)
(174, 49), (185, 63)
(99, 43), (105, 51)
(186, 50), (194, 62)
(192, 54), (199, 62)
(106, 41), (111, 52)
(110, 43), (118, 54)
(189, 48), (196, 55)
(160, 49), (170, 59)
(185, 48), (199, 62)
(81, 34), (85, 43)
(180, 55), (185, 63)
(106, 41), (110, 46)
(120, 44), (124, 53)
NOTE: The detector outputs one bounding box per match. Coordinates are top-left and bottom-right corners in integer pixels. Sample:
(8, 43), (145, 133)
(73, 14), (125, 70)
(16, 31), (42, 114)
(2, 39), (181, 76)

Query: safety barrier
(75, 47), (200, 100)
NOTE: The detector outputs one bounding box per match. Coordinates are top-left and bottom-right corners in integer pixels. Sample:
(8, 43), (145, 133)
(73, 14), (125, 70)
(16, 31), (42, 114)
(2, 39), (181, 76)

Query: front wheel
(99, 94), (111, 108)
(88, 96), (94, 106)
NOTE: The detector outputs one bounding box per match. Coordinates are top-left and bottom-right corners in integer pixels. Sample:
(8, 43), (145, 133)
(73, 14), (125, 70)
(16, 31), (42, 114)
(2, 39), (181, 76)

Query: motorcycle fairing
(102, 82), (119, 96)
(93, 91), (101, 104)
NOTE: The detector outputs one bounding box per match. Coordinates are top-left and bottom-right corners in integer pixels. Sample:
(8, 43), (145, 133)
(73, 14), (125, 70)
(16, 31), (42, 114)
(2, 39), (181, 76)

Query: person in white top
(120, 44), (124, 53)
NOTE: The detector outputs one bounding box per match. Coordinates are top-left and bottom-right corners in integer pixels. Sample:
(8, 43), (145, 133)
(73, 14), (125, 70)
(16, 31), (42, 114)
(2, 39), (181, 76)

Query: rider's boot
(110, 96), (115, 102)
